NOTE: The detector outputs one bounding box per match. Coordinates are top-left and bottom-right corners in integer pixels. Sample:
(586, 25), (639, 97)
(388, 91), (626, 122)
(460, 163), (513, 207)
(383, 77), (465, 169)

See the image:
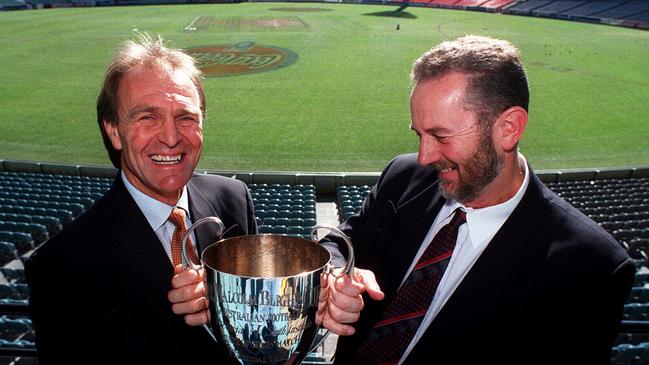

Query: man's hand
(316, 268), (384, 336)
(168, 264), (209, 326)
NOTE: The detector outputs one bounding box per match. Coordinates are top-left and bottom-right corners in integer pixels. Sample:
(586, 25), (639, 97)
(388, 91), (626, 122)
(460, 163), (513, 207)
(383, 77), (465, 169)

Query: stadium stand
(555, 0), (625, 20)
(594, 0), (649, 20)
(2, 0), (649, 28)
(504, 0), (555, 15)
(428, 0), (463, 8)
(478, 0), (515, 10)
(0, 0), (29, 10)
(249, 183), (317, 238)
(529, 0), (589, 17)
(453, 0), (489, 8)
(0, 164), (648, 363)
(336, 185), (372, 221)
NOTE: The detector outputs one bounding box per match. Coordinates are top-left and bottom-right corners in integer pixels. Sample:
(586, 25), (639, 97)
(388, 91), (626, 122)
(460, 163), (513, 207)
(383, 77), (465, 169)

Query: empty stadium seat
(0, 268), (25, 283)
(0, 222), (48, 244)
(272, 226), (289, 235)
(629, 287), (649, 303)
(624, 303), (649, 320)
(635, 272), (649, 287)
(0, 316), (34, 344)
(288, 226), (304, 236)
(0, 232), (34, 255)
(258, 225), (274, 234)
(31, 215), (63, 235)
(0, 242), (18, 267)
(612, 342), (644, 364)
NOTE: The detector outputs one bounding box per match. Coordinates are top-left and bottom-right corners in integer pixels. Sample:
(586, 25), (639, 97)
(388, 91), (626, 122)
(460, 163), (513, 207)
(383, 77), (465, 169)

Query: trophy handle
(180, 216), (225, 343)
(309, 225), (356, 355)
(181, 216), (225, 271)
(311, 224), (355, 279)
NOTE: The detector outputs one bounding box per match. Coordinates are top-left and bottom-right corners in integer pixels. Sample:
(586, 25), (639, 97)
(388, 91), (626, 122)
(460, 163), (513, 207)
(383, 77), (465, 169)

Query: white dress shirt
(121, 172), (197, 264)
(398, 155), (530, 364)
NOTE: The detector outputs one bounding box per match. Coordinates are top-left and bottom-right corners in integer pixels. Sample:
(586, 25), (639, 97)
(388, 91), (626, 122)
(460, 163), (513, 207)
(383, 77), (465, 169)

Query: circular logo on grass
(185, 41), (298, 77)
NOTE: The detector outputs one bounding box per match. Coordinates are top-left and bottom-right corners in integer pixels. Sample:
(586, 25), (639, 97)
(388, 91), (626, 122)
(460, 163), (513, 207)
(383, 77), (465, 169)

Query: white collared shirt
(399, 154), (530, 364)
(121, 172), (197, 263)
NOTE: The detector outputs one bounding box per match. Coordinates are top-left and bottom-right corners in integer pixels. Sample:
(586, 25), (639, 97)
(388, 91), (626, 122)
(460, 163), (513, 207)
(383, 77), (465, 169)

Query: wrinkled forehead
(131, 64), (196, 91)
(118, 64), (201, 108)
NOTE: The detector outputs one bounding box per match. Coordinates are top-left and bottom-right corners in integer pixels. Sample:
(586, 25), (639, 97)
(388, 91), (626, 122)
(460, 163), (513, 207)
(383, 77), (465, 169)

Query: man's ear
(103, 120), (123, 151)
(494, 106), (528, 152)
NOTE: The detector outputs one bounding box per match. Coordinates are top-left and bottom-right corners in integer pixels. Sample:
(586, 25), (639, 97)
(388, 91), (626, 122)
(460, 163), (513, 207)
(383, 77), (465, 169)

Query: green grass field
(0, 3), (648, 172)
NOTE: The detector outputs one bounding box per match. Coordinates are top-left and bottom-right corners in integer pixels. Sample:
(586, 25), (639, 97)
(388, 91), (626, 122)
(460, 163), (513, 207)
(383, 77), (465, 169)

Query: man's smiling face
(104, 64), (204, 205)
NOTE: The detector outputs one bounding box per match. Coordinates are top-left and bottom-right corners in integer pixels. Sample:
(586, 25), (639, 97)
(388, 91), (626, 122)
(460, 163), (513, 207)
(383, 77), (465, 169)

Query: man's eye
(435, 135), (449, 143)
(139, 115), (155, 121)
(178, 116), (197, 125)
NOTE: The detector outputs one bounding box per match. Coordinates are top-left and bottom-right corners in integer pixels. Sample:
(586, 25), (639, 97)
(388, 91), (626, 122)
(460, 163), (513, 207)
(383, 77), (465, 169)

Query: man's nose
(417, 138), (441, 166)
(158, 118), (181, 147)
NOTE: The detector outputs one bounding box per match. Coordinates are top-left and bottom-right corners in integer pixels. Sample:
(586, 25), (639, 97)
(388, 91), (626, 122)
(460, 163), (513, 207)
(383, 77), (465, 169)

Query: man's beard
(435, 129), (504, 204)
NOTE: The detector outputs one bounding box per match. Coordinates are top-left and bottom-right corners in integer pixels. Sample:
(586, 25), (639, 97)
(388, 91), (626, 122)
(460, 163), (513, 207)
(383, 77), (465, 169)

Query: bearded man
(316, 35), (635, 365)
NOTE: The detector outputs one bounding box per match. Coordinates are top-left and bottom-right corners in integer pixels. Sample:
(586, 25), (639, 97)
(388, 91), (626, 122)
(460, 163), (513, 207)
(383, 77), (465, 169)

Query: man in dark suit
(25, 34), (256, 364)
(317, 35), (635, 364)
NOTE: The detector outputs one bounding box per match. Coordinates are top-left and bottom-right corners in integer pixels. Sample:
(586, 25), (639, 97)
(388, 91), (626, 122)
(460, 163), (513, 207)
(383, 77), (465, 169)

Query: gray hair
(412, 35), (529, 128)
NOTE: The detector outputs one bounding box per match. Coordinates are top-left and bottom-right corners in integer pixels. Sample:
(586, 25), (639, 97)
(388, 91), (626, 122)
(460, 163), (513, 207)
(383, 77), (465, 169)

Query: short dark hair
(411, 35), (529, 128)
(96, 33), (205, 168)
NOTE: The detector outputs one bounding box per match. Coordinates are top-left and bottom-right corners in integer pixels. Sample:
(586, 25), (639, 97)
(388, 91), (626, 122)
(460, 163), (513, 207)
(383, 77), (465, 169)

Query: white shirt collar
(121, 171), (190, 232)
(441, 154), (530, 247)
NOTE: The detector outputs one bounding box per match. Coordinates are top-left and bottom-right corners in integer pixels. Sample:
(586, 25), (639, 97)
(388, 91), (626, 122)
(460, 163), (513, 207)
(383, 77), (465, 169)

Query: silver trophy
(181, 216), (355, 365)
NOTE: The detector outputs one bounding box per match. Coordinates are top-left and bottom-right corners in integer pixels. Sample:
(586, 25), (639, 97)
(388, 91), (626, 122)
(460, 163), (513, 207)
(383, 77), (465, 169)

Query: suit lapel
(110, 176), (173, 276)
(187, 178), (223, 254)
(384, 169), (445, 297)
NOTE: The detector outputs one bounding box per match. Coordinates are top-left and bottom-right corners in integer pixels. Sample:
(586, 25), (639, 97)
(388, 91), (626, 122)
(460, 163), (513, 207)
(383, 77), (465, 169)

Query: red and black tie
(353, 208), (467, 365)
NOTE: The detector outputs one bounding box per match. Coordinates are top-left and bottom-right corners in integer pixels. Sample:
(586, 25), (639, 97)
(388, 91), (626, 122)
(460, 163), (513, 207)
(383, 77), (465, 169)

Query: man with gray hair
(316, 35), (635, 364)
(26, 34), (256, 364)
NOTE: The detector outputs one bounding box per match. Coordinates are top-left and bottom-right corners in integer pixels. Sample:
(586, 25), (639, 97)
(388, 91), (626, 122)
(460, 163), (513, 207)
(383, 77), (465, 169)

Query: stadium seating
(593, 0), (649, 20)
(530, 0), (588, 17)
(503, 0), (554, 15)
(0, 243), (18, 267)
(478, 0), (514, 10)
(0, 316), (35, 356)
(336, 185), (371, 221)
(249, 184), (317, 239)
(1, 168), (649, 363)
(501, 0), (648, 27)
(429, 0), (462, 7)
(555, 0), (626, 20)
(0, 232), (34, 256)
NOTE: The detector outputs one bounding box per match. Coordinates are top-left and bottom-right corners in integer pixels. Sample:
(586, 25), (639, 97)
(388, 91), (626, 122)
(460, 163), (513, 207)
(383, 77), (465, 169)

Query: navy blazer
(323, 154), (635, 365)
(26, 173), (257, 364)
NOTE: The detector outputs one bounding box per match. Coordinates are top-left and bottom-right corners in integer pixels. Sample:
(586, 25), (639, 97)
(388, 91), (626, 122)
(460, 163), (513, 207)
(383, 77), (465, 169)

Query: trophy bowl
(182, 217), (354, 365)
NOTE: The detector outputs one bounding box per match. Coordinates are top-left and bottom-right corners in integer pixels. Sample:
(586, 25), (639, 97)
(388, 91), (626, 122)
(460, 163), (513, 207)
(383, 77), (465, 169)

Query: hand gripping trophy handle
(180, 216), (225, 343)
(309, 224), (356, 353)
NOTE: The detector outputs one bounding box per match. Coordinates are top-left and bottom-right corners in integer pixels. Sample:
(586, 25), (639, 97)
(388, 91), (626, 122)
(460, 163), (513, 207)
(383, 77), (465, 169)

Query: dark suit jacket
(26, 173), (257, 364)
(323, 153), (635, 365)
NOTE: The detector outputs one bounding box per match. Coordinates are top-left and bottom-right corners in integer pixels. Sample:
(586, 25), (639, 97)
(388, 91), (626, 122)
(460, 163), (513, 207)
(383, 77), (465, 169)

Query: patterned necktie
(168, 208), (199, 266)
(353, 208), (467, 365)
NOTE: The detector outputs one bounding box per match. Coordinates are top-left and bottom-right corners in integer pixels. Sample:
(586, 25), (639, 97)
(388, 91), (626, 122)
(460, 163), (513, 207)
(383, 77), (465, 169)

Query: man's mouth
(150, 154), (183, 165)
(434, 162), (457, 174)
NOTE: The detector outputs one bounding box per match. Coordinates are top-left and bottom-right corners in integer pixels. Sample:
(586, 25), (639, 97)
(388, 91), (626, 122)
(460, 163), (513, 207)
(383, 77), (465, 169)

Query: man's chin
(438, 181), (456, 200)
(155, 174), (192, 193)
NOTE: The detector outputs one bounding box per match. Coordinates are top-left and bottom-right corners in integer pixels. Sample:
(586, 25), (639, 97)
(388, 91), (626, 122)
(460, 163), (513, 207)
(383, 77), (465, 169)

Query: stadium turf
(0, 3), (647, 172)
